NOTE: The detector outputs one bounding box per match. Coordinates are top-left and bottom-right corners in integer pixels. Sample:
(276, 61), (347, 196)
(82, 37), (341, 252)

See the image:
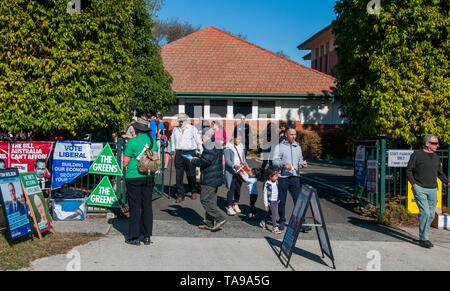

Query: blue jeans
(413, 185), (438, 241)
(278, 176), (301, 225)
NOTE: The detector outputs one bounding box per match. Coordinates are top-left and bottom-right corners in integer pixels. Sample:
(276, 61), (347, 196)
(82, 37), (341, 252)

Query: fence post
(448, 146), (450, 209)
(379, 137), (386, 213)
(116, 138), (123, 205)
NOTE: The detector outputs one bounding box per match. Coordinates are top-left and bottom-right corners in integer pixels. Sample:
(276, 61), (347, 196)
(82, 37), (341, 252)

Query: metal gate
(67, 138), (166, 213)
(354, 137), (449, 212)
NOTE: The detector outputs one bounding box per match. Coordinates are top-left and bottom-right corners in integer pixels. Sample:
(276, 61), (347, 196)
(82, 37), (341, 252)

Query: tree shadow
(264, 236), (333, 270)
(347, 216), (419, 245)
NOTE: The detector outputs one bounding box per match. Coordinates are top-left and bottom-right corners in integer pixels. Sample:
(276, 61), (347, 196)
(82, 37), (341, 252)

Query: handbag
(132, 137), (160, 174)
(233, 144), (252, 179)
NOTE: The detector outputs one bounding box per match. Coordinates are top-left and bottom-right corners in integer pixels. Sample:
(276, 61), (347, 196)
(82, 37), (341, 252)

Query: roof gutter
(176, 91), (337, 102)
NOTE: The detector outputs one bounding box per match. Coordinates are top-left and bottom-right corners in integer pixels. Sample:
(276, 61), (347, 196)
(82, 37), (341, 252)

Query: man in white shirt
(171, 113), (203, 203)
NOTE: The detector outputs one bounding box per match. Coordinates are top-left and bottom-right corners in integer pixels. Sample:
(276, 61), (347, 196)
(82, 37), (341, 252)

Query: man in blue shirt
(148, 113), (164, 140)
(272, 128), (311, 232)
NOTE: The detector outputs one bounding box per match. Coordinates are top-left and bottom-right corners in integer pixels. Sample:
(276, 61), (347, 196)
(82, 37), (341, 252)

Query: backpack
(133, 137), (160, 174)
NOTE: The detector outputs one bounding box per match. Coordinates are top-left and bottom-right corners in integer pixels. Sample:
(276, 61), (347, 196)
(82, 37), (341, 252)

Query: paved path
(22, 158), (450, 271)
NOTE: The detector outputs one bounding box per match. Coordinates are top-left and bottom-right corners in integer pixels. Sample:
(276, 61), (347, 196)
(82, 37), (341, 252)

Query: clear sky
(155, 0), (338, 67)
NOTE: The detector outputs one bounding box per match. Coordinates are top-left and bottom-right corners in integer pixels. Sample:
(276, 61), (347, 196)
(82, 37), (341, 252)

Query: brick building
(160, 26), (344, 136)
(297, 24), (338, 77)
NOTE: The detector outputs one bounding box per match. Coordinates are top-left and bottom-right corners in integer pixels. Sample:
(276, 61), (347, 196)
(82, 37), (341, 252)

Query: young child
(259, 168), (281, 234)
(240, 168), (262, 218)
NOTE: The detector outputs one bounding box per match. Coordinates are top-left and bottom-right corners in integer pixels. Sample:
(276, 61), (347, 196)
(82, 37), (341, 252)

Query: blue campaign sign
(355, 145), (366, 188)
(0, 168), (32, 241)
(51, 142), (91, 190)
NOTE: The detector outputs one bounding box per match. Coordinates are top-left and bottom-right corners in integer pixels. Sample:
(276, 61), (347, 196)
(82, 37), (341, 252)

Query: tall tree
(333, 0), (449, 146)
(131, 0), (176, 116)
(152, 18), (201, 46)
(0, 0), (134, 139)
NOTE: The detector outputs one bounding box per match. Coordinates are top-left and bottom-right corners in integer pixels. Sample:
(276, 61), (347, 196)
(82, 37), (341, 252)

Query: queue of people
(119, 114), (314, 246)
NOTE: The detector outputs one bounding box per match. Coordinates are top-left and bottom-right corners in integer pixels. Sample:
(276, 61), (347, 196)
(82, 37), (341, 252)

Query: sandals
(272, 226), (282, 234)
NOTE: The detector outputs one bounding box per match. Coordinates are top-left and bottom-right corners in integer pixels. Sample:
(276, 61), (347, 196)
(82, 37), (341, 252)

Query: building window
(233, 101), (252, 118)
(164, 99), (179, 117)
(185, 102), (204, 118)
(258, 101), (275, 118)
(210, 100), (227, 118)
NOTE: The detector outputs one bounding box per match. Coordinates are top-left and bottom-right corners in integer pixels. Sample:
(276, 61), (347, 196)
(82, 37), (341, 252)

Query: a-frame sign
(279, 184), (336, 269)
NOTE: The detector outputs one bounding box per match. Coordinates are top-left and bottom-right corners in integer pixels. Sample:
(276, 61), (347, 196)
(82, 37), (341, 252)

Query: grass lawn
(0, 231), (103, 270)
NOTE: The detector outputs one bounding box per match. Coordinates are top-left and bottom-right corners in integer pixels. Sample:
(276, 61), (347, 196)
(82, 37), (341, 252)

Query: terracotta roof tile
(161, 27), (336, 96)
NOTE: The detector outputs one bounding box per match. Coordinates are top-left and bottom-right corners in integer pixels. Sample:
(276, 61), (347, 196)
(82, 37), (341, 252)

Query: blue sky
(155, 0), (338, 66)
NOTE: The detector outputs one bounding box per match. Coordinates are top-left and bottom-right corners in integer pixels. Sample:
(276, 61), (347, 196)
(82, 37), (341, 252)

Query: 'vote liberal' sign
(51, 142), (91, 190)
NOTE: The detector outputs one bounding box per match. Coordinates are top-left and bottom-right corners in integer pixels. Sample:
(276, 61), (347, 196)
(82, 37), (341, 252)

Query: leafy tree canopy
(333, 0), (449, 146)
(0, 0), (175, 140)
(131, 0), (176, 116)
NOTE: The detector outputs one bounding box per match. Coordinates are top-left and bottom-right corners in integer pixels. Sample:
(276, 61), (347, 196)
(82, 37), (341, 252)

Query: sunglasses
(429, 142), (439, 145)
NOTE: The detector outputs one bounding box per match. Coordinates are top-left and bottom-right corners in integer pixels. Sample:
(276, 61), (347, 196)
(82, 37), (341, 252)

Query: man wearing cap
(170, 113), (203, 203)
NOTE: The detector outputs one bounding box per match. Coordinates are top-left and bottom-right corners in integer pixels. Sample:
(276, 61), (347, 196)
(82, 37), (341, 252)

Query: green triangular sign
(89, 144), (123, 176)
(87, 177), (120, 208)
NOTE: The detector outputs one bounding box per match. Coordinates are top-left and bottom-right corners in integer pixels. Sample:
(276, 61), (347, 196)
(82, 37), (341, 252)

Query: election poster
(355, 145), (366, 188)
(367, 160), (377, 194)
(87, 176), (120, 208)
(0, 142), (54, 189)
(0, 169), (32, 244)
(89, 144), (123, 176)
(20, 172), (53, 236)
(51, 141), (91, 190)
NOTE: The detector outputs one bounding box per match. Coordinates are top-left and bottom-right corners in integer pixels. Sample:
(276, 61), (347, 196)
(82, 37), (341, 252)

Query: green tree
(0, 0), (134, 139)
(131, 0), (176, 116)
(333, 0), (449, 146)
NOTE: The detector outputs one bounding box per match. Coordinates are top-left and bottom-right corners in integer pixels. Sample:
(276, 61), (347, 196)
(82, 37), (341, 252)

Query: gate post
(116, 138), (124, 204)
(379, 137), (386, 213)
(448, 146), (450, 208)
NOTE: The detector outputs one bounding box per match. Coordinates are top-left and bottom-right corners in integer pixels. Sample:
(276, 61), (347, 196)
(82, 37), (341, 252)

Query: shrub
(296, 129), (322, 159)
(319, 128), (353, 159)
(361, 199), (419, 227)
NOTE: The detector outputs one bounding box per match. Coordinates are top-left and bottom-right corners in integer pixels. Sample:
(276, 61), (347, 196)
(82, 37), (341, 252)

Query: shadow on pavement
(347, 217), (419, 245)
(264, 236), (332, 270)
(160, 205), (204, 226)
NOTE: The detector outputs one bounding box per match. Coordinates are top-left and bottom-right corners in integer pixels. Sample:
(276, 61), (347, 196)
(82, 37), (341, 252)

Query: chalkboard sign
(0, 169), (33, 245)
(279, 184), (335, 269)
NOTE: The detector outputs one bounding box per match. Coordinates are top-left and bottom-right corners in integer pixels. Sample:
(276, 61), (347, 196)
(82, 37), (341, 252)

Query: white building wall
(280, 100), (344, 125)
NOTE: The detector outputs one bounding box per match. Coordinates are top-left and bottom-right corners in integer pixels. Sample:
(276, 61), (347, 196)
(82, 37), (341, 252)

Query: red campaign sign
(0, 142), (54, 181)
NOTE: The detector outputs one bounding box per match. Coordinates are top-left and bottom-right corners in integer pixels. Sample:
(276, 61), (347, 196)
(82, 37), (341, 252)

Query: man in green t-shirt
(406, 134), (450, 249)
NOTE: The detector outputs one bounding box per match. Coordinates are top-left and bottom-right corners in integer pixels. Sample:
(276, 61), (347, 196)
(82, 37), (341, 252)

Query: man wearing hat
(170, 113), (203, 203)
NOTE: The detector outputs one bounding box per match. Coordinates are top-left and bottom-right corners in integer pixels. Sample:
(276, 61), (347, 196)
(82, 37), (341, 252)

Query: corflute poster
(0, 169), (32, 240)
(51, 141), (91, 190)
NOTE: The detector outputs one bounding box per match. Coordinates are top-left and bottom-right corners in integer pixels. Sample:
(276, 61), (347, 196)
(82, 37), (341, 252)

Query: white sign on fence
(387, 150), (414, 168)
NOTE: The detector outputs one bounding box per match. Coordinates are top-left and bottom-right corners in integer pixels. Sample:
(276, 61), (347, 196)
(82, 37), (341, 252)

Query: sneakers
(227, 207), (237, 216)
(272, 226), (282, 234)
(419, 240), (433, 248)
(232, 204), (241, 214)
(259, 220), (266, 229)
(211, 220), (227, 231)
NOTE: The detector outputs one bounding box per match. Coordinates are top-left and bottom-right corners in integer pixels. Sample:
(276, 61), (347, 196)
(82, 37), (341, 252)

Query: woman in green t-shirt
(122, 118), (158, 246)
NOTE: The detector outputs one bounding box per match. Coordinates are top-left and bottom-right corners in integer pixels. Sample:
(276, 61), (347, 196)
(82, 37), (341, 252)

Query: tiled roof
(161, 26), (336, 96)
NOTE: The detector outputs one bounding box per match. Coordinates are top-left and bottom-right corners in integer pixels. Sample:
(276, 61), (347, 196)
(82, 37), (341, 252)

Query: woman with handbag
(224, 132), (249, 216)
(122, 118), (159, 246)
